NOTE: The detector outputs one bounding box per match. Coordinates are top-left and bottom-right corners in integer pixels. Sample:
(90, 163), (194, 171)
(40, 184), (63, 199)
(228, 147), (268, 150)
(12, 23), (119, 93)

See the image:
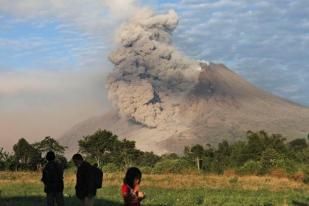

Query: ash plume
(107, 9), (202, 128)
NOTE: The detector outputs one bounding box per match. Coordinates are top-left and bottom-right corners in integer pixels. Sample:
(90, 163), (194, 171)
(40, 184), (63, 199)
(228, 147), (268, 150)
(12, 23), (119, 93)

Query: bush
(228, 176), (239, 185)
(260, 148), (285, 174)
(152, 159), (194, 174)
(139, 166), (153, 174)
(102, 163), (120, 173)
(302, 166), (309, 184)
(236, 160), (262, 175)
(281, 159), (298, 175)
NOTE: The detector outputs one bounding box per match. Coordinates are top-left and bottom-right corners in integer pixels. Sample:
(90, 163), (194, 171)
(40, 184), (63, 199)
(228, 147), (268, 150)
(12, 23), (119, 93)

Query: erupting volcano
(59, 9), (309, 155)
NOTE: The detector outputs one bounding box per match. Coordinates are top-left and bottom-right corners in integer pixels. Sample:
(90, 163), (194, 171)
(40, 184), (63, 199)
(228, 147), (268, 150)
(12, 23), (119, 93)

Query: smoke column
(108, 9), (202, 127)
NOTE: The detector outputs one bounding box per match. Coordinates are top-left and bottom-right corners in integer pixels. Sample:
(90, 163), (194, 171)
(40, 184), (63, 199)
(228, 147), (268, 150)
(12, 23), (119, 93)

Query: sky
(1, 0), (309, 151)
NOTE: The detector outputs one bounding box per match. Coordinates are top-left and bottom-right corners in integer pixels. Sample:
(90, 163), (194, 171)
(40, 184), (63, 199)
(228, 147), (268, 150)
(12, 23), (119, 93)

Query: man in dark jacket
(72, 153), (96, 206)
(41, 151), (64, 206)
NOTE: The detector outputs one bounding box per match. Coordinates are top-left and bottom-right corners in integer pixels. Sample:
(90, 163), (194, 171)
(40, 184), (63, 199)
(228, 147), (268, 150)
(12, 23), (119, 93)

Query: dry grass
(1, 171), (308, 192)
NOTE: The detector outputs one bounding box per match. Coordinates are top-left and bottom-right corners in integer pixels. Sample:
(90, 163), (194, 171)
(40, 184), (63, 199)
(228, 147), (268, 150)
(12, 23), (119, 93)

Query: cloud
(157, 0), (309, 106)
(0, 0), (141, 150)
(0, 0), (139, 34)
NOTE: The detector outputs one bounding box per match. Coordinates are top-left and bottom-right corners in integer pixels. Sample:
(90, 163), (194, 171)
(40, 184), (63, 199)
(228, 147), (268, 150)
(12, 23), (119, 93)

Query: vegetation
(1, 130), (309, 184)
(1, 130), (309, 205)
(0, 171), (308, 206)
(0, 136), (67, 171)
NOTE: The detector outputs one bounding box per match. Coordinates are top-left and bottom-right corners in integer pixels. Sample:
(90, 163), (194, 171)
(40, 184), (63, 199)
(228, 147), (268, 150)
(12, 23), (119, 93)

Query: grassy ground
(0, 171), (308, 206)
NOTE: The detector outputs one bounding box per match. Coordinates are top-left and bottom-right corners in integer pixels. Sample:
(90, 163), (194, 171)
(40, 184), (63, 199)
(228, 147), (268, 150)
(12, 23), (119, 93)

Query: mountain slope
(59, 63), (309, 155)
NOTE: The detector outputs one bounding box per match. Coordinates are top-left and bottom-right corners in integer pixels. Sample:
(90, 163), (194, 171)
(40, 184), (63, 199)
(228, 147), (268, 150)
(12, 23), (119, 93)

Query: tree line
(0, 136), (67, 170)
(1, 130), (308, 183)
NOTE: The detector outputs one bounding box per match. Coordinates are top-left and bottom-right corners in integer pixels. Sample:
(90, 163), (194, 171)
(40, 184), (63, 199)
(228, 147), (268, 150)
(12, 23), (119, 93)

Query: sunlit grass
(0, 171), (308, 206)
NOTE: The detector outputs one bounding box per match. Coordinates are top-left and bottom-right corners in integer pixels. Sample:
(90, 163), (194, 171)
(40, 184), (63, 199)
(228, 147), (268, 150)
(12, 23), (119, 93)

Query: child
(121, 167), (145, 206)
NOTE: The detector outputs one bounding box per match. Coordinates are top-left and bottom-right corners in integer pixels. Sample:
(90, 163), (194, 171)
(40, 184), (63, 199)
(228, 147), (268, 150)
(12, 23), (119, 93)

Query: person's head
(124, 167), (142, 188)
(72, 153), (83, 167)
(46, 151), (55, 162)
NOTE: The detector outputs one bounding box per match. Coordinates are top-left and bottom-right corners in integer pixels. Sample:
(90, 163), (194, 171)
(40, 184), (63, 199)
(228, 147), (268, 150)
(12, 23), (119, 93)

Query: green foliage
(13, 138), (42, 170)
(102, 163), (120, 173)
(228, 176), (239, 185)
(2, 129), (309, 179)
(302, 165), (309, 184)
(229, 141), (247, 166)
(288, 138), (308, 151)
(33, 136), (67, 156)
(115, 138), (140, 169)
(153, 159), (194, 173)
(78, 129), (160, 169)
(236, 160), (262, 175)
(33, 136), (68, 168)
(0, 148), (11, 170)
(259, 148), (285, 174)
(160, 153), (179, 160)
(79, 129), (118, 166)
(135, 151), (160, 167)
(183, 131), (308, 177)
(245, 131), (287, 161)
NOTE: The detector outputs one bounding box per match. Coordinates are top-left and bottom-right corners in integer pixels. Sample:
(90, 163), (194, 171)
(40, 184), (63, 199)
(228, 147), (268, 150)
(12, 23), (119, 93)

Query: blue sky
(0, 0), (309, 150)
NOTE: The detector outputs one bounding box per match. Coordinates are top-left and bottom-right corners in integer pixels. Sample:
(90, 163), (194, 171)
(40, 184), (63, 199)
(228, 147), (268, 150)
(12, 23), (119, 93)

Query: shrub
(302, 166), (309, 184)
(236, 160), (262, 175)
(139, 166), (153, 174)
(260, 148), (284, 174)
(228, 176), (239, 185)
(281, 159), (298, 175)
(152, 159), (194, 173)
(102, 163), (120, 173)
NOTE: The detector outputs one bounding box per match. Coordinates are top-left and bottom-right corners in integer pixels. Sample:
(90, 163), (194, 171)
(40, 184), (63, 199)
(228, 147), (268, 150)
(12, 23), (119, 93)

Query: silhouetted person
(121, 167), (145, 206)
(41, 151), (64, 206)
(72, 153), (96, 206)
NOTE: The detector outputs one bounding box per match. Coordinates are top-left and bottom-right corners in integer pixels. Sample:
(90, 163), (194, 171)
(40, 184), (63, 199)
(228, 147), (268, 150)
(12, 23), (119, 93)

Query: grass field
(0, 171), (308, 206)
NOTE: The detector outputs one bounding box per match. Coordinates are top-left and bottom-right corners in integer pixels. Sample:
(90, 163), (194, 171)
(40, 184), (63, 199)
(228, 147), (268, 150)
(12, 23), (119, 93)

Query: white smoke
(107, 9), (202, 127)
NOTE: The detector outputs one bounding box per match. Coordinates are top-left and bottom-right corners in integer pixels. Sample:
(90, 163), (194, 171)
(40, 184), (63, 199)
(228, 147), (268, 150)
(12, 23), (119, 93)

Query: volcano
(59, 10), (309, 155)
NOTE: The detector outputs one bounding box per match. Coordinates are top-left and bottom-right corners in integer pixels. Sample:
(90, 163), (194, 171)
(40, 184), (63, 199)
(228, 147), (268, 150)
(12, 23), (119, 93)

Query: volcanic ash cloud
(107, 9), (202, 128)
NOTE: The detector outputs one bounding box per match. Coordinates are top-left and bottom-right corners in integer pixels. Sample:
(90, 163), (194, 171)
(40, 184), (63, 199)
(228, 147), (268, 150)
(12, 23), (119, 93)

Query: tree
(288, 138), (308, 151)
(136, 151), (160, 167)
(184, 144), (204, 170)
(13, 138), (42, 170)
(79, 129), (118, 166)
(230, 141), (247, 166)
(245, 131), (287, 160)
(33, 136), (67, 156)
(0, 147), (9, 162)
(116, 139), (140, 169)
(0, 147), (9, 170)
(33, 136), (68, 168)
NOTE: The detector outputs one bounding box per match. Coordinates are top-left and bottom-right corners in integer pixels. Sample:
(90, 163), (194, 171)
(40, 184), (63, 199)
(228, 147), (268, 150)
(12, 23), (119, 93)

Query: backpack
(92, 165), (103, 189)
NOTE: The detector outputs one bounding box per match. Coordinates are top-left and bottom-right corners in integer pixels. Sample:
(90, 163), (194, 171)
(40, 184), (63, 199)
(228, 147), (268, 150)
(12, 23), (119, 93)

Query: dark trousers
(46, 192), (64, 206)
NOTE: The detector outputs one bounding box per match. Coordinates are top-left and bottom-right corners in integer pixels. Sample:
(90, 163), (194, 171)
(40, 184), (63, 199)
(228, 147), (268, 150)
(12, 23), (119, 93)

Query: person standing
(121, 167), (145, 206)
(41, 151), (64, 206)
(72, 153), (96, 206)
